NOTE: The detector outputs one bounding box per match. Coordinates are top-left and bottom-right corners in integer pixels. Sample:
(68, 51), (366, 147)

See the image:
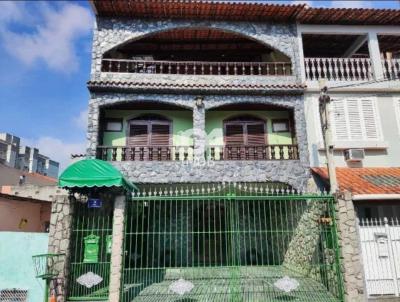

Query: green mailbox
(83, 234), (100, 263)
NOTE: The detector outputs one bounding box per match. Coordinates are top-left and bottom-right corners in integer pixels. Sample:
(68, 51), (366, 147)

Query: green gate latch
(83, 234), (100, 263)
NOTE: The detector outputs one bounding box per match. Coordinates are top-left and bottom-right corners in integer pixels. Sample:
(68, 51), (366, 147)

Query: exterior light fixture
(195, 96), (204, 107)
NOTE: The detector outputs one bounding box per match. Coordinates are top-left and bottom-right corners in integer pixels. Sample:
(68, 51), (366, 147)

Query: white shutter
(361, 99), (379, 140)
(347, 100), (363, 140)
(332, 99), (349, 141)
(331, 98), (381, 142)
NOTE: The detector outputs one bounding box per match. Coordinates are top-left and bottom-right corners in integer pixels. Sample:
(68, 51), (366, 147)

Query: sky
(0, 0), (399, 172)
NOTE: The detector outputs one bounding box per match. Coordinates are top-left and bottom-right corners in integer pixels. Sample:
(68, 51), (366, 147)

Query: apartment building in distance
(0, 132), (59, 178)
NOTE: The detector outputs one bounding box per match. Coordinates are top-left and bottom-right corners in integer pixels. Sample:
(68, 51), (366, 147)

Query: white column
(109, 195), (126, 302)
(368, 32), (384, 80)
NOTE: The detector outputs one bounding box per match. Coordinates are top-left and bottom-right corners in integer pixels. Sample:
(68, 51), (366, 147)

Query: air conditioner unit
(344, 149), (365, 162)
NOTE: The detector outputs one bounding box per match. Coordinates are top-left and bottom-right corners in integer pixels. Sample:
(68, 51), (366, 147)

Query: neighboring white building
(301, 24), (400, 299)
(0, 133), (59, 178)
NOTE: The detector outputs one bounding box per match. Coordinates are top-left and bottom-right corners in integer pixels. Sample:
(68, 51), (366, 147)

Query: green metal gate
(121, 183), (344, 302)
(67, 200), (114, 301)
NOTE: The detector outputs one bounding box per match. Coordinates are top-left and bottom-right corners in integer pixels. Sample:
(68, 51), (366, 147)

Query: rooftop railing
(101, 59), (293, 76)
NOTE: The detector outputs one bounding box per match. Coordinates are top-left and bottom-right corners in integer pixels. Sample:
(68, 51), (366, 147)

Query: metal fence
(121, 183), (344, 302)
(0, 289), (27, 302)
(67, 200), (114, 301)
(359, 217), (400, 298)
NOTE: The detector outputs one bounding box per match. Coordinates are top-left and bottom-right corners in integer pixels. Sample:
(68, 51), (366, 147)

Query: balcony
(382, 58), (400, 80)
(302, 33), (400, 83)
(102, 59), (292, 77)
(96, 103), (299, 163)
(304, 57), (372, 81)
(97, 145), (194, 161)
(208, 145), (299, 161)
(96, 144), (299, 162)
(99, 28), (294, 85)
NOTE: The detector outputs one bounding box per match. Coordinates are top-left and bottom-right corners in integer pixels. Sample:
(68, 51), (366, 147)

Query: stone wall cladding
(48, 195), (73, 302)
(91, 18), (302, 84)
(87, 92), (310, 190)
(113, 160), (309, 191)
(336, 192), (366, 302)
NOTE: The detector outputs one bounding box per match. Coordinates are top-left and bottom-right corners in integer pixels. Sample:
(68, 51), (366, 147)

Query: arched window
(224, 115), (267, 146)
(127, 114), (171, 147)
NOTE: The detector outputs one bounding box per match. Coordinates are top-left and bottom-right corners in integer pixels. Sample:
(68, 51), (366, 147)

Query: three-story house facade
(48, 2), (400, 302)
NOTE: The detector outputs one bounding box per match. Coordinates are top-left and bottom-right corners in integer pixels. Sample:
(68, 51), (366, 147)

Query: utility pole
(319, 85), (338, 193)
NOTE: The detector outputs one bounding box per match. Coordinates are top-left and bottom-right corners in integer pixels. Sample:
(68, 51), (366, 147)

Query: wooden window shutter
(332, 99), (349, 141)
(225, 124), (245, 145)
(347, 100), (363, 140)
(246, 123), (266, 145)
(361, 99), (379, 140)
(128, 124), (148, 146)
(150, 123), (170, 146)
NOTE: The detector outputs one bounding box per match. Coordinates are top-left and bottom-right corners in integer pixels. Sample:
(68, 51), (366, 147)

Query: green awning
(59, 159), (136, 191)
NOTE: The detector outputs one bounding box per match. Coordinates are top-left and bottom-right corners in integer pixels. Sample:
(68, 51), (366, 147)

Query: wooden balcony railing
(97, 146), (194, 161)
(382, 59), (400, 80)
(207, 145), (299, 160)
(304, 57), (372, 81)
(101, 59), (293, 76)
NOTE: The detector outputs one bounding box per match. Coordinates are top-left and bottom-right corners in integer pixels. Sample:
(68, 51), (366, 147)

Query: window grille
(0, 289), (28, 302)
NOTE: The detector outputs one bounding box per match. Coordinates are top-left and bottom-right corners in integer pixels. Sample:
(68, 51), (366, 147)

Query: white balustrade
(382, 59), (400, 80)
(304, 57), (372, 81)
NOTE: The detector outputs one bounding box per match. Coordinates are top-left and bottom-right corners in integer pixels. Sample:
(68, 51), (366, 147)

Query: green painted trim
(103, 110), (193, 147)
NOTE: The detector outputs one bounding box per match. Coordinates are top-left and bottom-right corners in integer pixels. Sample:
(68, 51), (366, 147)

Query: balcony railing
(382, 58), (400, 80)
(304, 57), (372, 81)
(97, 146), (194, 161)
(207, 145), (299, 160)
(101, 59), (293, 76)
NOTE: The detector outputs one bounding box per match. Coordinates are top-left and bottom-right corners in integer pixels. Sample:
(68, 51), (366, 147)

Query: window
(272, 119), (290, 132)
(331, 99), (381, 142)
(0, 289), (28, 302)
(105, 118), (123, 132)
(224, 116), (266, 146)
(127, 114), (171, 147)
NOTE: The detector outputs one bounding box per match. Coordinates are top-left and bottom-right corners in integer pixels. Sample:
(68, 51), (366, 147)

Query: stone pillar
(108, 195), (126, 302)
(193, 103), (206, 162)
(48, 195), (74, 302)
(336, 191), (366, 302)
(87, 100), (100, 157)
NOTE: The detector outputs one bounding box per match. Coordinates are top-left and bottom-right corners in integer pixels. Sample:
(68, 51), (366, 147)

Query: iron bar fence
(67, 201), (114, 301)
(96, 145), (194, 162)
(101, 59), (293, 76)
(121, 183), (344, 302)
(207, 144), (299, 160)
(305, 57), (372, 81)
(359, 217), (400, 298)
(0, 289), (28, 302)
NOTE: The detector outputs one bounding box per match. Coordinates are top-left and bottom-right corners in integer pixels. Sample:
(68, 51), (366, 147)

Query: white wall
(305, 92), (400, 168)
